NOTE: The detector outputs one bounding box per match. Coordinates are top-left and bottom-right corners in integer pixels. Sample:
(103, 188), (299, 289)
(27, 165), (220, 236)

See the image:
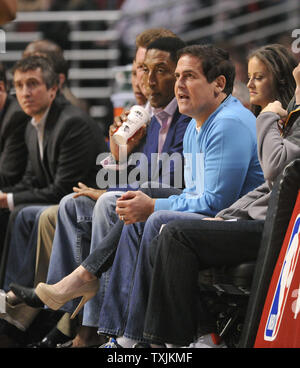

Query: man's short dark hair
(12, 55), (59, 89)
(0, 62), (7, 88)
(146, 37), (186, 64)
(177, 44), (235, 95)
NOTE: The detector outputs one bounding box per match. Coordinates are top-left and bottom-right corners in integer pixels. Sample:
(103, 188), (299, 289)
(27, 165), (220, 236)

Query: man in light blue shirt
(98, 44), (264, 347)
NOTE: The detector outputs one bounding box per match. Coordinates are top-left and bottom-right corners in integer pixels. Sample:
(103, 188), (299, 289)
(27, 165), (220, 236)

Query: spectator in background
(0, 55), (106, 347)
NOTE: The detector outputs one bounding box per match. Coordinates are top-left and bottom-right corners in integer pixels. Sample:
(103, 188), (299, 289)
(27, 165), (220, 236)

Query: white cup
(113, 105), (150, 146)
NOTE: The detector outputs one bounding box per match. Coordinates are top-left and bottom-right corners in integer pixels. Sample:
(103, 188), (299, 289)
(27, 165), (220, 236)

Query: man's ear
(50, 84), (59, 100)
(214, 75), (226, 95)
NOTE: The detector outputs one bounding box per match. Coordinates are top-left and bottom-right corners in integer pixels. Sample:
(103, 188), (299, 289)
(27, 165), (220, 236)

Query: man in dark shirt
(0, 55), (106, 271)
(0, 62), (29, 188)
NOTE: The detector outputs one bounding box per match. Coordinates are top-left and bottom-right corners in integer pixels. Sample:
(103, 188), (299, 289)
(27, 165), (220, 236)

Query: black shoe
(133, 342), (152, 348)
(27, 327), (71, 348)
(0, 319), (26, 347)
(9, 283), (44, 308)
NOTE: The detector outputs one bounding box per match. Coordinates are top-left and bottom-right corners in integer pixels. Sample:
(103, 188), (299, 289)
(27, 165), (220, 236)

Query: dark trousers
(0, 205), (29, 287)
(0, 204), (53, 288)
(143, 218), (265, 346)
(0, 209), (10, 257)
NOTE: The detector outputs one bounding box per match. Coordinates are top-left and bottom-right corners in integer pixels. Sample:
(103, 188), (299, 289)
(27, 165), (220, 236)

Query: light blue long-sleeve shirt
(154, 95), (264, 216)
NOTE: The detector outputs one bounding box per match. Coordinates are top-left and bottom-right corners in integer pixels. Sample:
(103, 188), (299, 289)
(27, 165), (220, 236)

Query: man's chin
(177, 104), (191, 116)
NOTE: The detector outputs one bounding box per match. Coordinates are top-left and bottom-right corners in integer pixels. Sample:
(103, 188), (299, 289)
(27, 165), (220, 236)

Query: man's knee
(146, 210), (176, 233)
(58, 193), (90, 220)
(93, 191), (121, 216)
(39, 205), (59, 228)
(160, 220), (186, 241)
(16, 206), (45, 228)
(58, 193), (76, 212)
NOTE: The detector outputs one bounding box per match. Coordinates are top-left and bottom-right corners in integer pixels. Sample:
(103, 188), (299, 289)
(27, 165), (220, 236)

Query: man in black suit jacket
(0, 63), (29, 187)
(0, 55), (106, 261)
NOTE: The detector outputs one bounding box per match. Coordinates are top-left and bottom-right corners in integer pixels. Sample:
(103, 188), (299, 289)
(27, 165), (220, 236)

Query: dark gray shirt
(217, 103), (300, 221)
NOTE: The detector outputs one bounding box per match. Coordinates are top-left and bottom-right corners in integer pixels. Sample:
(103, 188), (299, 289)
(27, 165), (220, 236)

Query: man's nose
(175, 75), (185, 89)
(148, 71), (157, 87)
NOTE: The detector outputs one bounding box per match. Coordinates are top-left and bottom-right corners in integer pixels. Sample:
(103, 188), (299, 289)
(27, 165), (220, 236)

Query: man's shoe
(133, 342), (152, 348)
(187, 334), (227, 348)
(27, 327), (71, 348)
(99, 338), (123, 348)
(9, 283), (44, 309)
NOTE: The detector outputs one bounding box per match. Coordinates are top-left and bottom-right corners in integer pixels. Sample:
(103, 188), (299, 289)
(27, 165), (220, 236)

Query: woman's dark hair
(248, 44), (297, 115)
(177, 44), (235, 95)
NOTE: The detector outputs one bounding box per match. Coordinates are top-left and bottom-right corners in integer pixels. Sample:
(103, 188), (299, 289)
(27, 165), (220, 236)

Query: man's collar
(153, 97), (177, 118)
(30, 106), (51, 130)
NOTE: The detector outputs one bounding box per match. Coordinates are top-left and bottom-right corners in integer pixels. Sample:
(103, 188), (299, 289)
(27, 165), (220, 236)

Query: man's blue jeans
(78, 187), (182, 327)
(97, 210), (206, 341)
(3, 205), (50, 290)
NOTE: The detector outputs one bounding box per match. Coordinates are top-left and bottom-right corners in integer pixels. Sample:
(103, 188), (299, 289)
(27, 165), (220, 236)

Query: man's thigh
(157, 219), (265, 268)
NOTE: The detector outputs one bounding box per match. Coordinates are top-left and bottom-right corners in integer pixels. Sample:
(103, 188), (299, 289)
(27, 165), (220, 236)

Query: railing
(181, 0), (299, 45)
(2, 10), (121, 125)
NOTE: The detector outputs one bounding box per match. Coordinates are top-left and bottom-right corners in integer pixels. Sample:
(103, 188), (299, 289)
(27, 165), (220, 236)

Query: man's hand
(116, 191), (156, 225)
(73, 182), (107, 201)
(109, 110), (147, 162)
(0, 192), (8, 208)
